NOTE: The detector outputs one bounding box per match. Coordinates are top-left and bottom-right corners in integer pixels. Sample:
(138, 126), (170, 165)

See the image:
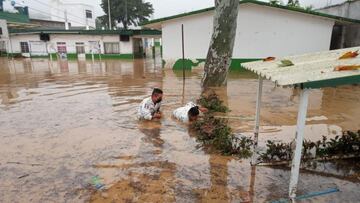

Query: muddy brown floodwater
(0, 57), (359, 203)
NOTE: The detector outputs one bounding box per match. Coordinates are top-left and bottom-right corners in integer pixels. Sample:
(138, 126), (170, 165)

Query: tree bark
(202, 0), (239, 88)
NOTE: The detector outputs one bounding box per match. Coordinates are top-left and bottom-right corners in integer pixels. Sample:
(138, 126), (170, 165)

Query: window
(0, 41), (6, 52)
(20, 42), (29, 53)
(0, 28), (3, 35)
(85, 10), (92, 19)
(89, 41), (100, 53)
(75, 42), (85, 54)
(57, 42), (67, 53)
(104, 42), (120, 54)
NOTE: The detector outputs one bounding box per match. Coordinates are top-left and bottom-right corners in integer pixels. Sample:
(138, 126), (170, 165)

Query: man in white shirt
(138, 88), (163, 120)
(173, 102), (207, 123)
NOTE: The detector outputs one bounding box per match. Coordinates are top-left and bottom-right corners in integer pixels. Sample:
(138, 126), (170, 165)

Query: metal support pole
(289, 88), (310, 200)
(251, 76), (263, 165)
(181, 24), (185, 82)
(108, 0), (112, 30)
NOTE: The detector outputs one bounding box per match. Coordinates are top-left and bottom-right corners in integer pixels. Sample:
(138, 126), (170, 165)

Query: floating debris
(91, 176), (105, 190)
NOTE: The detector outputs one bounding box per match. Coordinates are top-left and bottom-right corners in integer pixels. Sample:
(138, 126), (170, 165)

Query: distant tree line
(96, 0), (154, 29)
(269, 0), (314, 11)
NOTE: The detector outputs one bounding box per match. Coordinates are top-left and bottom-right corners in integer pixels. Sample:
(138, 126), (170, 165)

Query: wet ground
(0, 57), (359, 202)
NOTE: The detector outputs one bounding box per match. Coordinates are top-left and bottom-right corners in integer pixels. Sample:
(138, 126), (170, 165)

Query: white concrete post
(65, 10), (69, 30)
(251, 76), (263, 165)
(289, 88), (310, 200)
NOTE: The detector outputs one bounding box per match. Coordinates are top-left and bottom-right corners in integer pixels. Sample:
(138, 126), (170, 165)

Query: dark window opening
(20, 42), (29, 53)
(86, 10), (92, 19)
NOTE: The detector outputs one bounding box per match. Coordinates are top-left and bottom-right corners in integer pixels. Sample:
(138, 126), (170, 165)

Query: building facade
(7, 29), (161, 59)
(143, 0), (360, 69)
(317, 0), (360, 49)
(0, 0), (95, 29)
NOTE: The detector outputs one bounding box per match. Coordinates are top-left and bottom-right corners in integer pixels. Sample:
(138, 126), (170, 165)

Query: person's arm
(199, 106), (208, 113)
(143, 105), (161, 120)
(153, 112), (161, 119)
(140, 102), (154, 120)
(142, 109), (153, 120)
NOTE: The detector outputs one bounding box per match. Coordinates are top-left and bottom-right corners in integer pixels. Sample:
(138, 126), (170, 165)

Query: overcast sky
(10, 0), (348, 19)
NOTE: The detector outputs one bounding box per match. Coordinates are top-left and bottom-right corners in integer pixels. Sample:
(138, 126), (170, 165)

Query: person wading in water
(138, 88), (163, 120)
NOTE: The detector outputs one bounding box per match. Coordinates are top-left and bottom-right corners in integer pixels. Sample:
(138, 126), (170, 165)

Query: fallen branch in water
(7, 161), (42, 166)
(18, 174), (29, 179)
(214, 115), (254, 121)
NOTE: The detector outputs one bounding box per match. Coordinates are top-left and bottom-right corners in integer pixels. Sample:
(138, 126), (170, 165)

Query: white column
(289, 88), (310, 200)
(65, 10), (69, 30)
(251, 76), (263, 165)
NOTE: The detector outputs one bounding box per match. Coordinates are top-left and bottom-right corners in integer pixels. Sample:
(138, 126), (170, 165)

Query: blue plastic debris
(271, 188), (340, 203)
(91, 176), (105, 190)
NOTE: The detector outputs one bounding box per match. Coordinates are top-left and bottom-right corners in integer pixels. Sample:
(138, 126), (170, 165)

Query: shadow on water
(0, 57), (359, 202)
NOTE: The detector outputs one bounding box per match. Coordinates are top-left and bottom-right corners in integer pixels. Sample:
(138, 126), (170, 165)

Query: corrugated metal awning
(242, 47), (360, 89)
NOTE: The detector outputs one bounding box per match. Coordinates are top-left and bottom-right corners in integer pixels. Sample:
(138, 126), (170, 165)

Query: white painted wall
(0, 20), (9, 53)
(9, 33), (133, 55)
(9, 34), (43, 57)
(160, 3), (335, 66)
(0, 20), (9, 39)
(49, 0), (96, 28)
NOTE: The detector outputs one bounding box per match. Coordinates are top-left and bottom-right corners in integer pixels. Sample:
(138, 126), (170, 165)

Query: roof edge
(9, 29), (161, 36)
(141, 0), (360, 26)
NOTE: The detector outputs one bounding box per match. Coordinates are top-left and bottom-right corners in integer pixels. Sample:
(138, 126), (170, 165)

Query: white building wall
(162, 12), (213, 61)
(9, 34), (133, 55)
(10, 34), (42, 55)
(0, 20), (9, 39)
(234, 4), (334, 58)
(49, 0), (95, 28)
(161, 4), (335, 66)
(0, 19), (9, 53)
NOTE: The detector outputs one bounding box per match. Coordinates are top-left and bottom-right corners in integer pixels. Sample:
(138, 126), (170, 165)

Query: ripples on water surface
(0, 58), (359, 202)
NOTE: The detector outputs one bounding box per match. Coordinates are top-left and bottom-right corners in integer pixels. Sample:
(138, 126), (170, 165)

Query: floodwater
(0, 57), (359, 202)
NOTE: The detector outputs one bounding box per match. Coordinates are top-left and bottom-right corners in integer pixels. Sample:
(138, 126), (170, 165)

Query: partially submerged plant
(191, 93), (251, 158)
(197, 91), (229, 113)
(259, 130), (360, 163)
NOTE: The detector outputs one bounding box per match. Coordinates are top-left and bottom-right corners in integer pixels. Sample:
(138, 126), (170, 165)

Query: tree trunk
(202, 0), (239, 88)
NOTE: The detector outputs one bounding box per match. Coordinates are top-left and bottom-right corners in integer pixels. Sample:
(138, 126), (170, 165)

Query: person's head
(151, 88), (163, 104)
(188, 106), (200, 122)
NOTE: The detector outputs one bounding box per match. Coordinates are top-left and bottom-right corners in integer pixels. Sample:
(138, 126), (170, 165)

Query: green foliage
(260, 140), (292, 162)
(100, 0), (154, 29)
(287, 0), (300, 7)
(278, 59), (294, 67)
(191, 92), (252, 158)
(259, 130), (360, 163)
(269, 0), (284, 5)
(96, 16), (108, 29)
(305, 5), (314, 11)
(191, 114), (253, 157)
(315, 131), (360, 158)
(197, 91), (229, 113)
